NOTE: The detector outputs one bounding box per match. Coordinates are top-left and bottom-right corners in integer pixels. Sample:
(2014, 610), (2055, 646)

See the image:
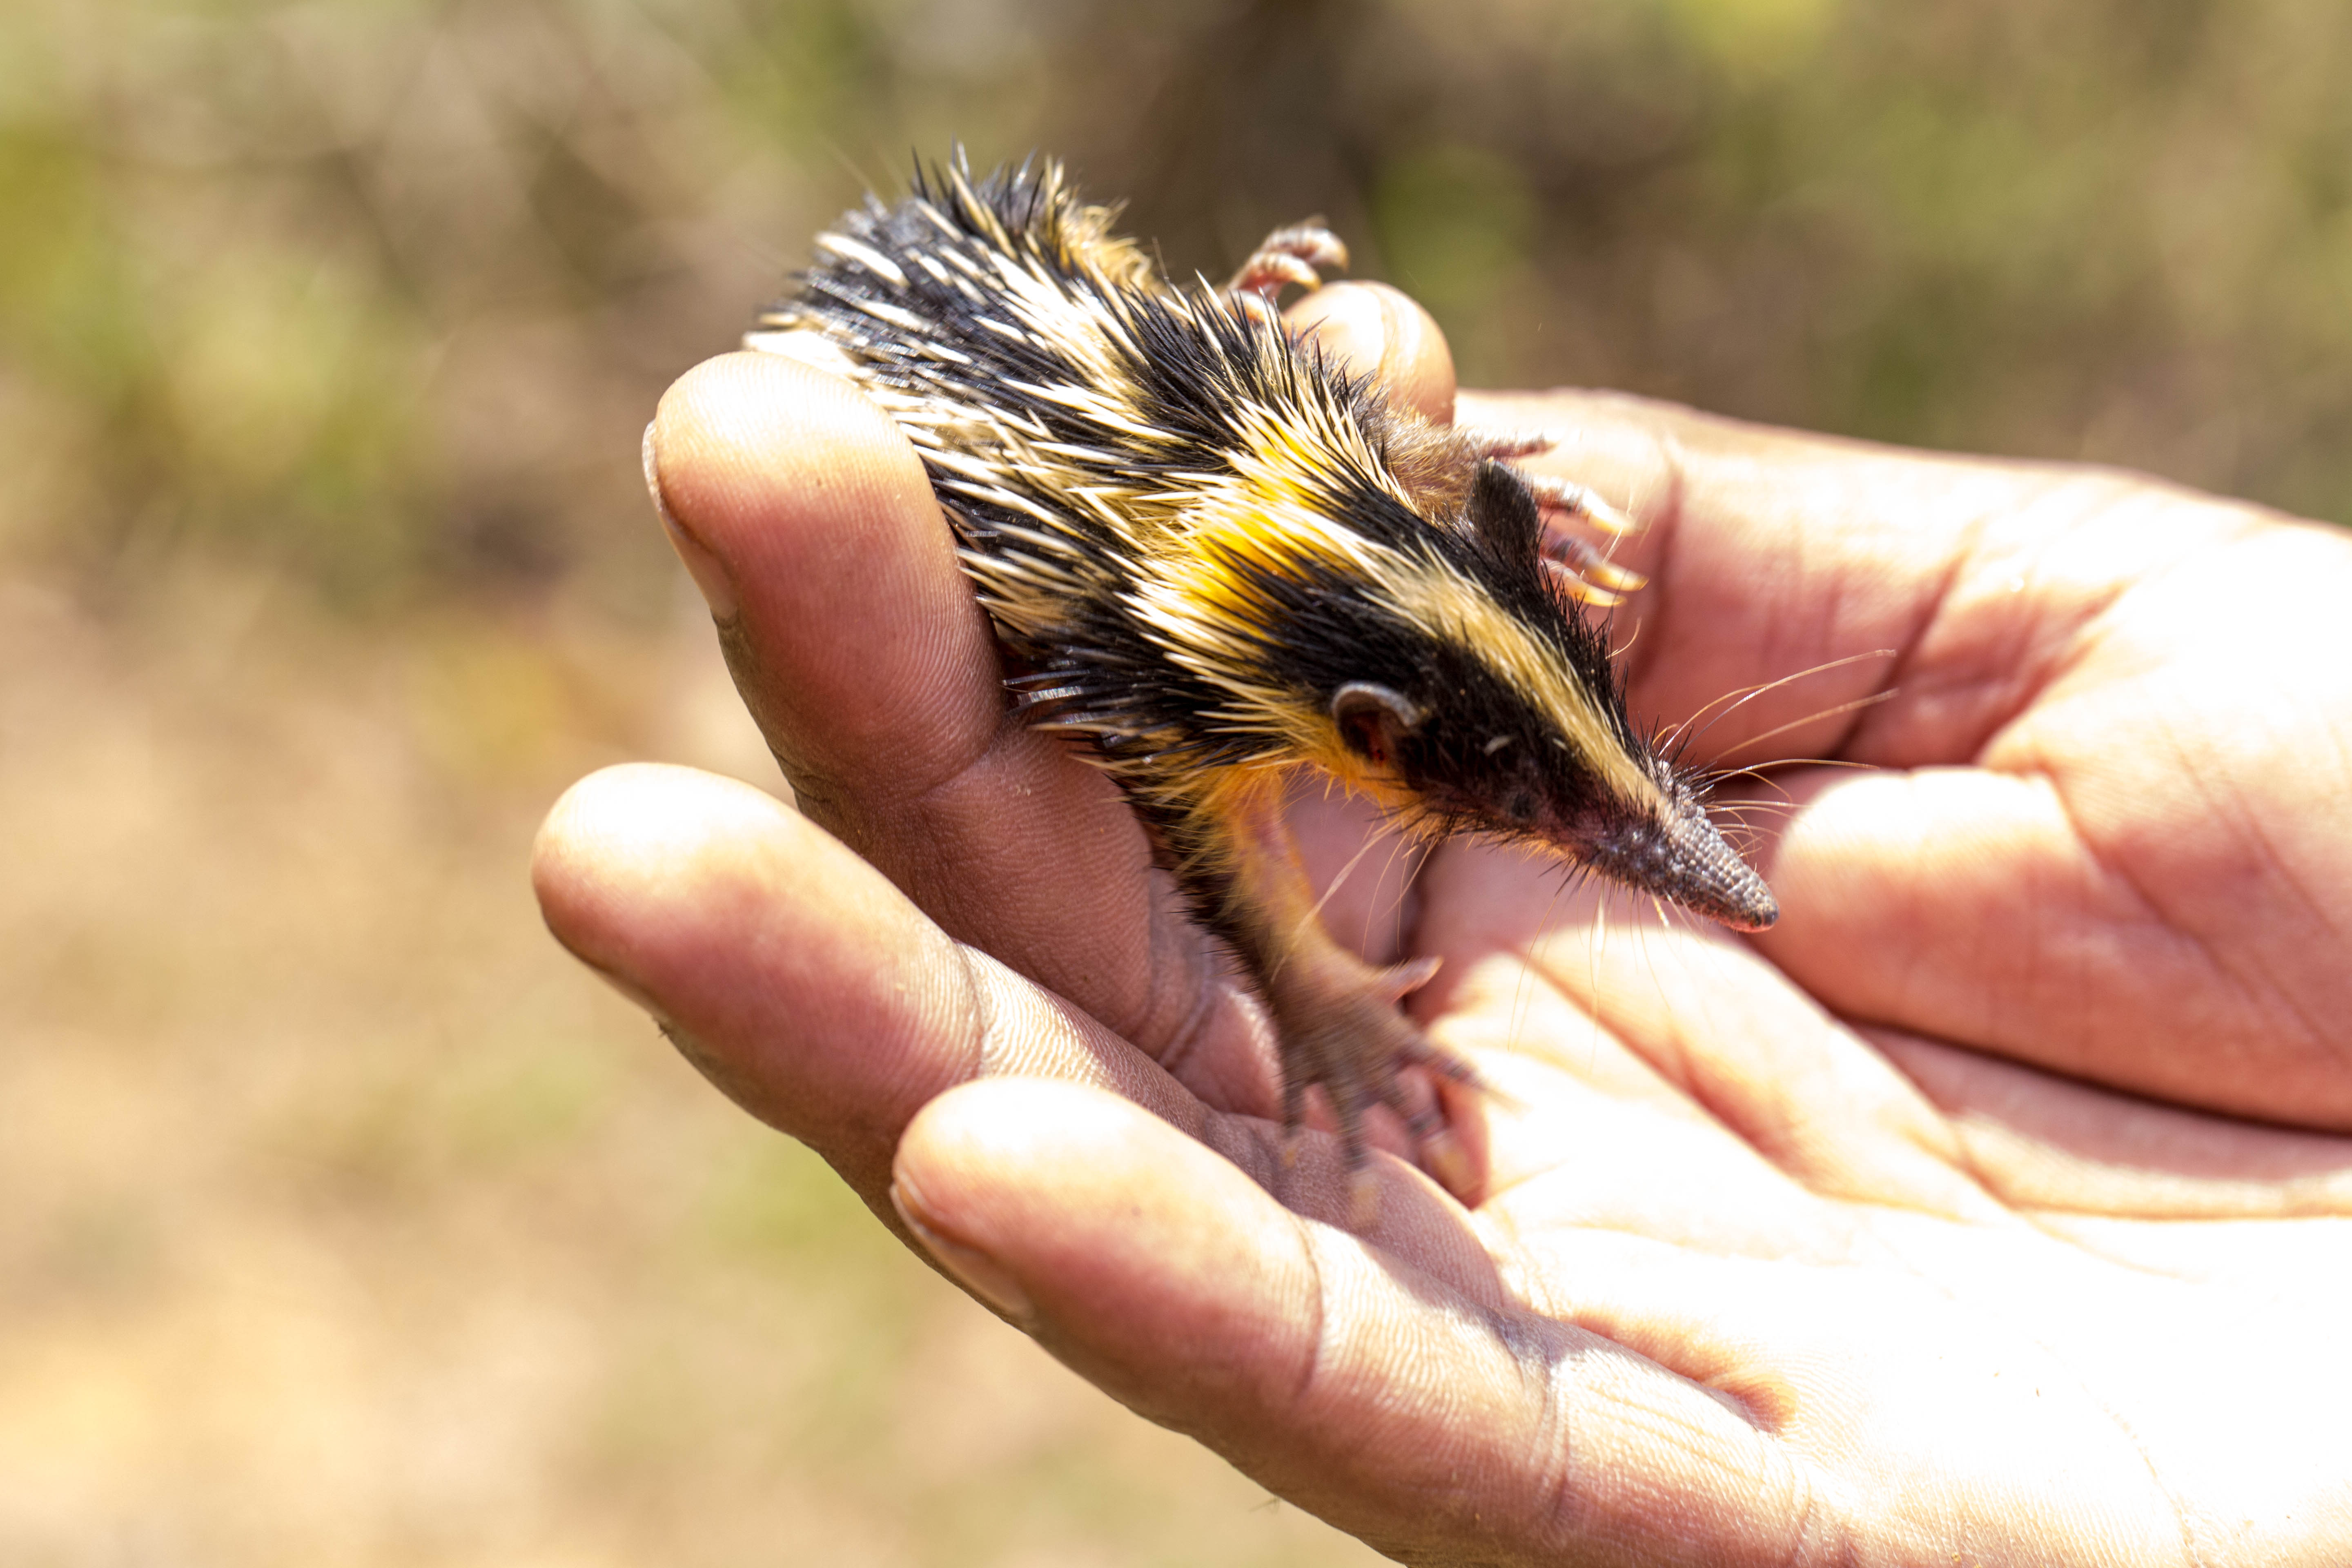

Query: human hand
(534, 283), (2352, 1565)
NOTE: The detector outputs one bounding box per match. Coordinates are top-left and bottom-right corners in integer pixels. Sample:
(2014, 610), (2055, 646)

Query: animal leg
(1227, 220), (1350, 301)
(1456, 428), (1645, 539)
(1174, 769), (1481, 1225)
(1447, 428), (1648, 557)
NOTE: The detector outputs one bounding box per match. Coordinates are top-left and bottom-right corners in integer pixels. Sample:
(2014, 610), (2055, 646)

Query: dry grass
(0, 560), (1385, 1566)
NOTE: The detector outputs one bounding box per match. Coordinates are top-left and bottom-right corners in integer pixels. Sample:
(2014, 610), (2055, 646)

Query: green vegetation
(2, 0), (2345, 614)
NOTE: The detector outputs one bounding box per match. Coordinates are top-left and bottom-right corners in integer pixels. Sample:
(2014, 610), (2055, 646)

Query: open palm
(535, 285), (2352, 1565)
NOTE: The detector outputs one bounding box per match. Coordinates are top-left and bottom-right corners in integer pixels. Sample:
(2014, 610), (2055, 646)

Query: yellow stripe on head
(1376, 555), (1663, 812)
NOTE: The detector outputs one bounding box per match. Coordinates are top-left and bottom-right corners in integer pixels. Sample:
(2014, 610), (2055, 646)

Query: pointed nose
(1581, 807), (1778, 932)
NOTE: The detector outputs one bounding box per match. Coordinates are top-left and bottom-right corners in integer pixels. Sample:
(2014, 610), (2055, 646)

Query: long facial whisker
(1298, 821), (1388, 945)
(1708, 801), (1802, 822)
(1657, 653), (1873, 755)
(1712, 769), (1800, 807)
(1712, 755), (1884, 786)
(1658, 678), (1774, 757)
(1713, 689), (1898, 764)
(1670, 648), (1899, 757)
(1363, 830), (1422, 958)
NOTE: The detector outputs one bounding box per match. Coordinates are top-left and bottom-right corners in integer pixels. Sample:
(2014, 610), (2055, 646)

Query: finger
(646, 352), (1270, 1101)
(530, 762), (1211, 1206)
(1285, 280), (1458, 423)
(1764, 757), (2352, 1130)
(649, 353), (992, 792)
(1455, 385), (2266, 771)
(889, 1076), (1822, 1568)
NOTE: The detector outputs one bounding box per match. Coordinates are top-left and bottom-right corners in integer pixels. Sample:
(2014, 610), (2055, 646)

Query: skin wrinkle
(2143, 706), (2290, 993)
(2054, 1378), (2201, 1568)
(2000, 1205), (2225, 1278)
(866, 909), (991, 1155)
(1855, 1065), (2103, 1231)
(1216, 1116), (1292, 1201)
(889, 704), (1062, 829)
(2180, 694), (2345, 1039)
(1756, 484), (1831, 748)
(1886, 1074), (2001, 1203)
(1583, 1373), (1789, 1566)
(1882, 525), (2074, 765)
(1849, 498), (1980, 771)
(1136, 916), (1238, 1081)
(1283, 1214), (1335, 1432)
(2172, 669), (2352, 1072)
(1144, 934), (1298, 1127)
(965, 958), (1225, 1165)
(2008, 785), (2053, 1059)
(2025, 723), (2266, 1065)
(1935, 490), (2142, 753)
(1526, 1342), (1589, 1564)
(1902, 476), (2255, 774)
(1802, 742), (2261, 1113)
(960, 936), (1014, 1081)
(1567, 956), (1939, 1218)
(1771, 1466), (1853, 1568)
(2011, 755), (2172, 940)
(1880, 1025), (2352, 1221)
(1840, 472), (2129, 771)
(713, 613), (835, 807)
(1636, 997), (1795, 1174)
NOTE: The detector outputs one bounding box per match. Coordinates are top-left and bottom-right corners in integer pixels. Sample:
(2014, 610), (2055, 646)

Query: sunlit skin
(534, 281), (2352, 1566)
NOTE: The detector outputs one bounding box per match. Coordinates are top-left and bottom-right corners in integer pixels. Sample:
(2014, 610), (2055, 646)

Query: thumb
(888, 1077), (1807, 1566)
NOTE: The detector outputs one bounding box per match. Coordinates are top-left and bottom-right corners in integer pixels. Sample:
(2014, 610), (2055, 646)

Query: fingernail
(644, 420), (739, 620)
(1290, 282), (1389, 379)
(890, 1177), (1034, 1322)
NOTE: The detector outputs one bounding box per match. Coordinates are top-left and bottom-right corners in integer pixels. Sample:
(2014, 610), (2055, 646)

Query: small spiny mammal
(752, 151), (1776, 1216)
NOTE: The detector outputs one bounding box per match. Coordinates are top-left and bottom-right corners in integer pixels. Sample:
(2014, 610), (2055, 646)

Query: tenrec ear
(1331, 681), (1425, 768)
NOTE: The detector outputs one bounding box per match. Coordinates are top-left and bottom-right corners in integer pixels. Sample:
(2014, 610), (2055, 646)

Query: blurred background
(4, 0), (2348, 1562)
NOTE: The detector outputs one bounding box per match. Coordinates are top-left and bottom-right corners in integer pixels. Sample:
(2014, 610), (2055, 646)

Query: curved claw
(1526, 473), (1640, 536)
(1540, 527), (1648, 608)
(1371, 953), (1444, 1006)
(1228, 220), (1351, 301)
(1543, 559), (1627, 608)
